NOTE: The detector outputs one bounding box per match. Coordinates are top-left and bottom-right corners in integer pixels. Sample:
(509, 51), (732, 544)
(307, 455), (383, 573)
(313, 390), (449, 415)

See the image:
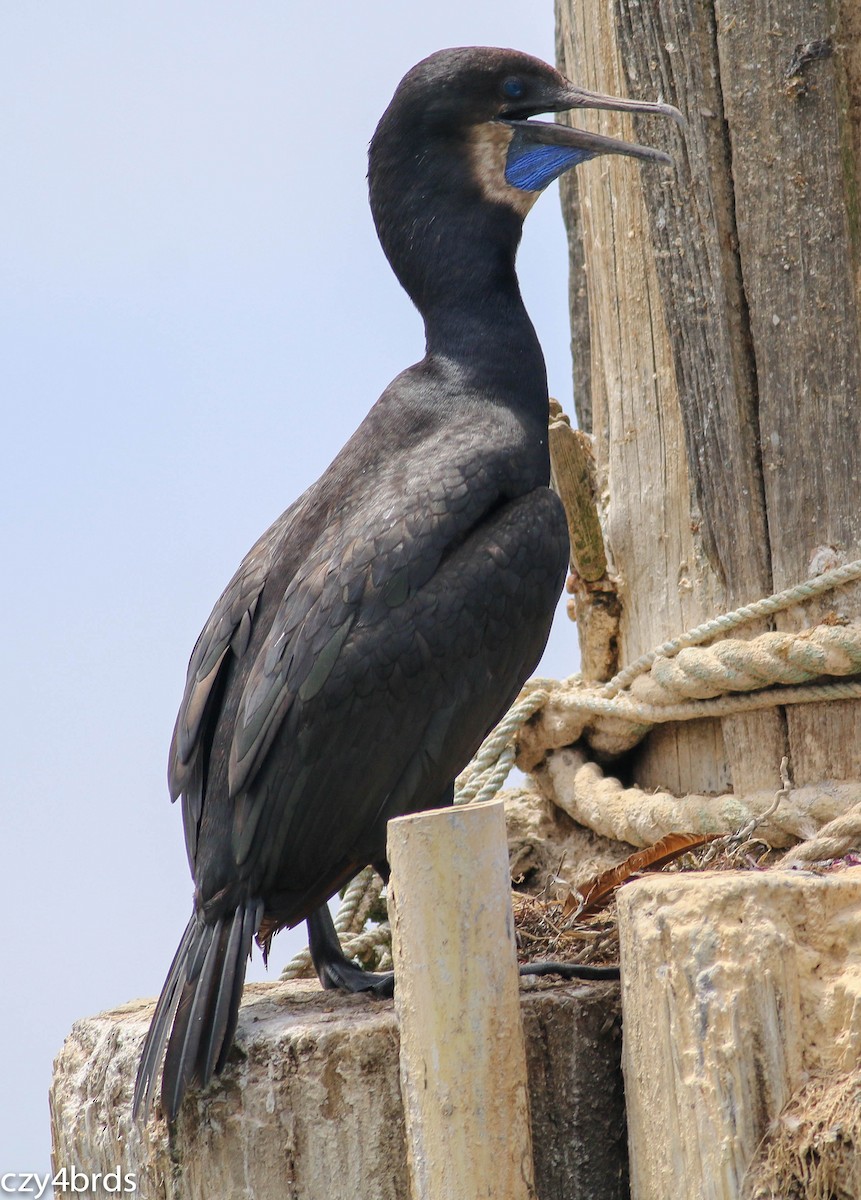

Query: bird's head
(368, 47), (683, 309)
(371, 46), (682, 212)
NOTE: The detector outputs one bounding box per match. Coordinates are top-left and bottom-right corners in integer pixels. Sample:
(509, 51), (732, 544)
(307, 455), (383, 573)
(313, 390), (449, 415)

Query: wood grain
(712, 0), (861, 784)
(556, 0), (861, 793)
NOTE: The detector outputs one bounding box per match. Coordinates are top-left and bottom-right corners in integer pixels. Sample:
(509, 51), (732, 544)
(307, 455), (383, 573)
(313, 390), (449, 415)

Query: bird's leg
(307, 898), (619, 994)
(305, 789), (453, 997)
(306, 903), (394, 997)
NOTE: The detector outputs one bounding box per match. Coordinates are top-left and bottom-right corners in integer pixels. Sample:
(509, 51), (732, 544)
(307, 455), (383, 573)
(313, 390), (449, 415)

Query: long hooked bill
(510, 83), (685, 166)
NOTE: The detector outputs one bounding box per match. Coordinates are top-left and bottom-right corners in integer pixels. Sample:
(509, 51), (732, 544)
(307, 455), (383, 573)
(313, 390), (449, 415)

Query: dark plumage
(134, 45), (681, 1124)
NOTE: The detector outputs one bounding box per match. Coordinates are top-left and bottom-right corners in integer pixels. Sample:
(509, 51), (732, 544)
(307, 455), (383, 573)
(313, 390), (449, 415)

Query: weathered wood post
(388, 800), (536, 1200)
(616, 867), (861, 1200)
(554, 0), (861, 792)
(548, 1), (861, 1195)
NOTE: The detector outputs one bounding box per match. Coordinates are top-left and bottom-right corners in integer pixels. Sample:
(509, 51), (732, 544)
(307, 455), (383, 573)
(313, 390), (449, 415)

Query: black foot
(306, 905), (394, 997)
(519, 960), (620, 981)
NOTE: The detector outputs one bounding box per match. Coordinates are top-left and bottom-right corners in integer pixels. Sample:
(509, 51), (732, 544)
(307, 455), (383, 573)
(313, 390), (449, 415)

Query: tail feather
(200, 906), (244, 1083)
(132, 916), (197, 1121)
(132, 899), (262, 1125)
(160, 922), (223, 1120)
(214, 901), (260, 1076)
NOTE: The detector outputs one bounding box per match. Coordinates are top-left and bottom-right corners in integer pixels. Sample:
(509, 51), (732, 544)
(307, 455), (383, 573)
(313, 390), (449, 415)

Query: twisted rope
(454, 685), (550, 805)
(281, 920), (393, 980)
(540, 747), (861, 849)
(520, 673), (861, 762)
(518, 560), (861, 764)
(600, 558), (861, 697)
(334, 865), (385, 936)
(779, 804), (861, 867)
(628, 624), (861, 705)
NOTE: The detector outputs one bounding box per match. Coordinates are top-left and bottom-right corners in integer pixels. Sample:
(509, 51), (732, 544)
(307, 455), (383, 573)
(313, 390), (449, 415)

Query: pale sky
(1, 2), (584, 1172)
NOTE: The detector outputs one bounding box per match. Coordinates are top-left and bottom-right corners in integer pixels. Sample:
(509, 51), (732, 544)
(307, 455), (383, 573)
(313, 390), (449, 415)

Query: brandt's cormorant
(134, 46), (680, 1123)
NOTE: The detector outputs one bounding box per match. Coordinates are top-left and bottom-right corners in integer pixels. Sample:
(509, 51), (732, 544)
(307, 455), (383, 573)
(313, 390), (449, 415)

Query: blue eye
(502, 77), (525, 100)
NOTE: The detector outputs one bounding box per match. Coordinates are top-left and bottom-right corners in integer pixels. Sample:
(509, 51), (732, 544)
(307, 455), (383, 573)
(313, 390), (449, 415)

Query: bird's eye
(502, 77), (526, 100)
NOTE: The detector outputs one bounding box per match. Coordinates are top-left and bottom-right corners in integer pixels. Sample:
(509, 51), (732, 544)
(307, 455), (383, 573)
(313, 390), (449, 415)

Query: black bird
(134, 46), (680, 1124)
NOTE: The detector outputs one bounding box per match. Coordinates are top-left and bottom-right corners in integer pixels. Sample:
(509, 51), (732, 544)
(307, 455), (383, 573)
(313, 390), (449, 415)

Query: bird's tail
(133, 898), (263, 1124)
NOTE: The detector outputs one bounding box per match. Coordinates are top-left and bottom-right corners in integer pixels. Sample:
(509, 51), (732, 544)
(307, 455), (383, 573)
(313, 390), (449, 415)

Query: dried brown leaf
(562, 833), (719, 918)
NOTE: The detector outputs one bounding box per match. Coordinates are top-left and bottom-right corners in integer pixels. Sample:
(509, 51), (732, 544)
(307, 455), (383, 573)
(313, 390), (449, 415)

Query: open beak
(504, 83), (685, 167)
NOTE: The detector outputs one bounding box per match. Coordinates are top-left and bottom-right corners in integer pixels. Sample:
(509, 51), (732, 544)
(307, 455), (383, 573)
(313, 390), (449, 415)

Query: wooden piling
(387, 799), (536, 1200)
(616, 868), (861, 1199)
(551, 6), (861, 1191)
(555, 0), (861, 795)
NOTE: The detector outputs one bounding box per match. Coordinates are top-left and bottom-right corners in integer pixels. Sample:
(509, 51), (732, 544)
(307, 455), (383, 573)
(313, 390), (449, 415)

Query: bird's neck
(380, 204), (548, 406)
(369, 126), (550, 413)
(421, 263), (547, 404)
